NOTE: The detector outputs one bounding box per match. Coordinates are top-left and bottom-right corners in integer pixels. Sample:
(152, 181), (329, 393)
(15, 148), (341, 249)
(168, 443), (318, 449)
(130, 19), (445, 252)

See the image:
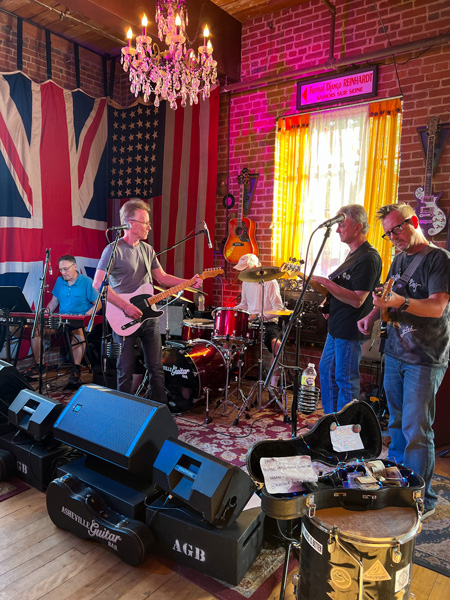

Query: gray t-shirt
(97, 239), (161, 294)
(385, 246), (450, 368)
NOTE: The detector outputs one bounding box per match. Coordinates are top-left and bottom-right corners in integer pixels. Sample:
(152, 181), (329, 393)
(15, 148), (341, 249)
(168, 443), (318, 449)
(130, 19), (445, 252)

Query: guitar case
(246, 401), (424, 520)
(46, 474), (153, 565)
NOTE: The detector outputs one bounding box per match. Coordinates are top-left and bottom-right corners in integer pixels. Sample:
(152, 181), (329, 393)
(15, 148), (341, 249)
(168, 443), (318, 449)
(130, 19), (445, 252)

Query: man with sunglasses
(358, 203), (450, 519)
(94, 198), (202, 403)
(24, 255), (97, 387)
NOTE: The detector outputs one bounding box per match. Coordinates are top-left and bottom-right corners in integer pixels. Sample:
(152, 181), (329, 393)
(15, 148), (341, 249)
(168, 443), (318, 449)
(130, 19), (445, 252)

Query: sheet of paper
(260, 455), (318, 494)
(330, 424), (364, 452)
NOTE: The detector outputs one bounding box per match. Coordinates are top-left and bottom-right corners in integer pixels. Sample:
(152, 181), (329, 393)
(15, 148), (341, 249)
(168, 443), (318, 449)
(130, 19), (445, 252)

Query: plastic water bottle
(198, 294), (205, 312)
(298, 363), (320, 415)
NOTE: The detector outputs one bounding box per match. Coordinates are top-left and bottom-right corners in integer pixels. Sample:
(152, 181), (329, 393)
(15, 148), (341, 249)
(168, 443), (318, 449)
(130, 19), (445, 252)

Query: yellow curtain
(364, 98), (403, 281)
(273, 99), (402, 281)
(272, 114), (309, 266)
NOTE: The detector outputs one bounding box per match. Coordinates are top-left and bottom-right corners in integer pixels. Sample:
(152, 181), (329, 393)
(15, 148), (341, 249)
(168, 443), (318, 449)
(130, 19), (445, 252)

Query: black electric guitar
(379, 278), (394, 352)
(414, 116), (446, 238)
(106, 268), (222, 336)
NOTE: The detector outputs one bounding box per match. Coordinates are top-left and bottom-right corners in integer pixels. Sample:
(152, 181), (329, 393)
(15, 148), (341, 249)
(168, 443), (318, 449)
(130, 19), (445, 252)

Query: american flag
(0, 72), (108, 310)
(107, 87), (219, 290)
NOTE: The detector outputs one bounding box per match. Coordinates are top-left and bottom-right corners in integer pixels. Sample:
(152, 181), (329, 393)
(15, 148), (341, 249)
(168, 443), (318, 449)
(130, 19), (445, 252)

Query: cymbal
(185, 286), (207, 295)
(238, 266), (283, 283)
(266, 309), (293, 316)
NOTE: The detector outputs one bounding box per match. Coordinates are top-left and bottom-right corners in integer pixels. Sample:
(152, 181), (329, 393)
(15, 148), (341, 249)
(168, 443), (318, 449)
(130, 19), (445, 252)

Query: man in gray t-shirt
(358, 203), (450, 519)
(94, 199), (202, 402)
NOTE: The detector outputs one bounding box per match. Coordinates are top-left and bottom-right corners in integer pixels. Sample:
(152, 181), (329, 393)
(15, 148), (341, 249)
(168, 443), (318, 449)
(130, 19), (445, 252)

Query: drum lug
(306, 495), (316, 518)
(391, 543), (402, 564)
(292, 572), (300, 596)
(327, 532), (336, 554)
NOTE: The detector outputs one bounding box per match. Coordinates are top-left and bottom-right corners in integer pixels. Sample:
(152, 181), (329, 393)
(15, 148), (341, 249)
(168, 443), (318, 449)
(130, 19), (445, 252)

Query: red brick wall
(213, 0), (450, 308)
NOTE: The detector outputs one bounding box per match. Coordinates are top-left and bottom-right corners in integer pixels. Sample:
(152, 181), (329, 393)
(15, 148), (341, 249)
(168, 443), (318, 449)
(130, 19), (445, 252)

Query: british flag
(0, 72), (108, 310)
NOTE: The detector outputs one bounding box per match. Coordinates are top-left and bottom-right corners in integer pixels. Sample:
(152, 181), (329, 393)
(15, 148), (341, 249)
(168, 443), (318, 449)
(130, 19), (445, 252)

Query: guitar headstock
(380, 278), (394, 301)
(427, 116), (440, 137)
(200, 268), (224, 280)
(281, 258), (304, 277)
(237, 168), (250, 186)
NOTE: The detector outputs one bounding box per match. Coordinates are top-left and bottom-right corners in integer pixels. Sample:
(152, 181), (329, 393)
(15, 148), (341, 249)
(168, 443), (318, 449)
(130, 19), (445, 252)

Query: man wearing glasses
(24, 255), (97, 387)
(358, 203), (450, 519)
(94, 198), (202, 403)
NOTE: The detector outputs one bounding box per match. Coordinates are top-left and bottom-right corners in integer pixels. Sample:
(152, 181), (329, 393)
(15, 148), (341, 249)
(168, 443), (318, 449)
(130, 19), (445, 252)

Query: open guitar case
(246, 400), (425, 521)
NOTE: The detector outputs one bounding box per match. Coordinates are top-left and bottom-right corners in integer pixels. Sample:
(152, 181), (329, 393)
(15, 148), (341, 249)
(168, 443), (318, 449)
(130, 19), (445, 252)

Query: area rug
(0, 477), (29, 502)
(414, 474), (450, 577)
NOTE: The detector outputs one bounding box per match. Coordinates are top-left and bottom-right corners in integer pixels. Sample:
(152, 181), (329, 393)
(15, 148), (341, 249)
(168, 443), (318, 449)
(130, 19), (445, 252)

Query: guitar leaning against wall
(414, 116), (447, 238)
(223, 168), (259, 264)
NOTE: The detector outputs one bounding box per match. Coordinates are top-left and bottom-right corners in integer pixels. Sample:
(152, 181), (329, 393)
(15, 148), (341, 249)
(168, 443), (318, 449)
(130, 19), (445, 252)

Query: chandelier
(121, 0), (217, 110)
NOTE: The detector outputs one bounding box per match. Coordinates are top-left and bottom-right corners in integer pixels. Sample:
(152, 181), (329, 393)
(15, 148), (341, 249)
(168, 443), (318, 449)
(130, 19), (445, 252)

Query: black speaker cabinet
(0, 360), (32, 427)
(52, 384), (178, 479)
(146, 495), (264, 586)
(152, 437), (256, 528)
(8, 389), (63, 441)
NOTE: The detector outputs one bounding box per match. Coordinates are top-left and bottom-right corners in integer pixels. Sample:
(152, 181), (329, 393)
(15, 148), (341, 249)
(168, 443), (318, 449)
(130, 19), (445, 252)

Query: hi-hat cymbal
(238, 266), (283, 283)
(266, 309), (293, 316)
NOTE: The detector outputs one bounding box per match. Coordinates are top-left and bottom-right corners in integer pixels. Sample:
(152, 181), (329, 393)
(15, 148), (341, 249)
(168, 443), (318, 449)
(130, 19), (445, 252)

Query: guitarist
(358, 203), (450, 520)
(93, 199), (202, 402)
(310, 205), (382, 415)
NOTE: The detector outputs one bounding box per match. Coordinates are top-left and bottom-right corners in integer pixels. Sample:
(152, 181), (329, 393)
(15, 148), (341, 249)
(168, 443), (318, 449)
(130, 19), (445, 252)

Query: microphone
(203, 221), (213, 249)
(106, 223), (131, 231)
(47, 249), (52, 275)
(317, 214), (345, 229)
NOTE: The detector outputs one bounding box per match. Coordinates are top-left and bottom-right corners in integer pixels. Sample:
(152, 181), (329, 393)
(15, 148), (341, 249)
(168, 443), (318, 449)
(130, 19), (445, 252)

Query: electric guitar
(379, 278), (394, 350)
(415, 116), (446, 237)
(106, 268), (223, 336)
(280, 261), (328, 296)
(224, 168), (258, 264)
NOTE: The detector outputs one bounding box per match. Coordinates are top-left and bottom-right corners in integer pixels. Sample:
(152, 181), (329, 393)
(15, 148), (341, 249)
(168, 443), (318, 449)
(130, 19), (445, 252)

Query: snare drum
(299, 505), (421, 599)
(212, 307), (250, 343)
(181, 318), (214, 342)
(162, 340), (226, 413)
(246, 322), (260, 344)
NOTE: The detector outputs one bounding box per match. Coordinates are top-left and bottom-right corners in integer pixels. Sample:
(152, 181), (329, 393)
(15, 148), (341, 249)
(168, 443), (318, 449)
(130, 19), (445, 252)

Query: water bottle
(298, 363), (320, 415)
(198, 294), (205, 312)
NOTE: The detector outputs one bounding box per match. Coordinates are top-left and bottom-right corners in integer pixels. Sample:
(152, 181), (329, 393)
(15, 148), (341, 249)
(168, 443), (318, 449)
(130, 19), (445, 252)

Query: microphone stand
(33, 249), (52, 394)
(265, 226), (332, 437)
(155, 229), (206, 257)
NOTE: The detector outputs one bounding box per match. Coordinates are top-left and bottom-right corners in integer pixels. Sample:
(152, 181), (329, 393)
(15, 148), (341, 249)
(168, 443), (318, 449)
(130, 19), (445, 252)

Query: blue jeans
(384, 355), (446, 510)
(319, 334), (362, 414)
(112, 318), (167, 403)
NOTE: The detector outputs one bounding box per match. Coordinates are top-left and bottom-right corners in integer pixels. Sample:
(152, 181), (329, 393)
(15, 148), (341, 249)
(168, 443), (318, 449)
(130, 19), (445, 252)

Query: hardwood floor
(1, 449), (449, 599)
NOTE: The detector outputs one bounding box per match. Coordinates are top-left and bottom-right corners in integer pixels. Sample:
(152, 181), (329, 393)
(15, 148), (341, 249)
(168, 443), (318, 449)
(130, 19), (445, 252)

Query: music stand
(0, 287), (32, 364)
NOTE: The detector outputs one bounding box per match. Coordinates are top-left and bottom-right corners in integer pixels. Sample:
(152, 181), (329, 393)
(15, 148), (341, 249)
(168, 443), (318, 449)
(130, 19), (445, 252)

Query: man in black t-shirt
(311, 204), (382, 414)
(358, 203), (450, 519)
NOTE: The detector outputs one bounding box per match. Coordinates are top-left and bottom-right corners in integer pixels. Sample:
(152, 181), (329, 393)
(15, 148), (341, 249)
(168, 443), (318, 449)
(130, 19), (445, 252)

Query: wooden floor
(0, 450), (449, 600)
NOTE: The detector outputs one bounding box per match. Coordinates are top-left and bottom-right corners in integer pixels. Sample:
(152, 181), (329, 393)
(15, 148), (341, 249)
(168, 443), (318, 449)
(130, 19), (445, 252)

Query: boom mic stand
(33, 249), (52, 394)
(265, 226), (332, 437)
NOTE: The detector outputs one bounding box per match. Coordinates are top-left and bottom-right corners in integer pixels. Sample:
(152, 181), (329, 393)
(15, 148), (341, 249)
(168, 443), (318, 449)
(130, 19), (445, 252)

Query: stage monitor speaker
(53, 384), (178, 479)
(8, 389), (64, 441)
(158, 304), (184, 337)
(152, 437), (256, 528)
(0, 360), (32, 423)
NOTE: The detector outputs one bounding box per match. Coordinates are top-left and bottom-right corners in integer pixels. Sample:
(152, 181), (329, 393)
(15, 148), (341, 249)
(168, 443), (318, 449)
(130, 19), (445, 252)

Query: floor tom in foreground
(162, 340), (226, 413)
(299, 505), (421, 599)
(181, 318), (214, 342)
(212, 307), (250, 344)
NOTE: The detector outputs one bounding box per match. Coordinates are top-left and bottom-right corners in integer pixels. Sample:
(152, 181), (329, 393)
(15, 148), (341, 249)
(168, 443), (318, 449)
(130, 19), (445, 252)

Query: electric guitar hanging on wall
(223, 168), (258, 264)
(106, 268), (223, 336)
(414, 116), (447, 238)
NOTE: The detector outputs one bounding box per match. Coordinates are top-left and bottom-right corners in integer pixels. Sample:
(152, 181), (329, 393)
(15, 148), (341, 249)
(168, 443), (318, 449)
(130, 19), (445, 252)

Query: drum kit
(152, 265), (295, 422)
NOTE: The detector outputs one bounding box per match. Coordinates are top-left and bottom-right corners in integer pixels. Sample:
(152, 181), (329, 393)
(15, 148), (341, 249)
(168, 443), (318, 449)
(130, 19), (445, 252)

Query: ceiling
(0, 0), (311, 81)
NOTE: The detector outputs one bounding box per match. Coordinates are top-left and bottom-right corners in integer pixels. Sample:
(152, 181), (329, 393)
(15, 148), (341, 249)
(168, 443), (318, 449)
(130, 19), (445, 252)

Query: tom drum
(181, 318), (214, 342)
(212, 307), (250, 344)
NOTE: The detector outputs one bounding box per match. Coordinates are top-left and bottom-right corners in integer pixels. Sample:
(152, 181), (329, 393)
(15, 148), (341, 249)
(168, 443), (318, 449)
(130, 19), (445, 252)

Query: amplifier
(146, 495), (264, 586)
(284, 291), (327, 345)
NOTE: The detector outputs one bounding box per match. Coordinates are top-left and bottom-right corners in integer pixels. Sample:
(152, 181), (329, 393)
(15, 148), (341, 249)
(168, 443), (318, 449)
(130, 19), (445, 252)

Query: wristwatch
(398, 297), (410, 311)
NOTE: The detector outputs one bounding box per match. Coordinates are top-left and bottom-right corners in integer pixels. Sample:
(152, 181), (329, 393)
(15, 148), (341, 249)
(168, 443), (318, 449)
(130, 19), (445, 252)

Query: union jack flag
(0, 72), (108, 311)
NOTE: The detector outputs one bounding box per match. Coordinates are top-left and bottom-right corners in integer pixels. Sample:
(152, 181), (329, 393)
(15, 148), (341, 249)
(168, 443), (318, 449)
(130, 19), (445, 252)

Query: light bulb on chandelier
(121, 0), (218, 110)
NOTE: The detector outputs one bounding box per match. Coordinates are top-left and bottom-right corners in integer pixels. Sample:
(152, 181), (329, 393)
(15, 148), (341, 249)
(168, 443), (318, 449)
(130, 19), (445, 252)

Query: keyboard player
(24, 255), (97, 388)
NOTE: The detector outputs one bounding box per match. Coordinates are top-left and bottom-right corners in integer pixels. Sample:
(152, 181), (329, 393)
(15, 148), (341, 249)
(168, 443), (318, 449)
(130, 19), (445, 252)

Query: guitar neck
(424, 135), (436, 197)
(149, 277), (196, 306)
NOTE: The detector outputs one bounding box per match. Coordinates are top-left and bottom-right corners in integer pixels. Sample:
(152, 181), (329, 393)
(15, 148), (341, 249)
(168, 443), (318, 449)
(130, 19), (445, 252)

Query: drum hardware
(214, 345), (241, 417)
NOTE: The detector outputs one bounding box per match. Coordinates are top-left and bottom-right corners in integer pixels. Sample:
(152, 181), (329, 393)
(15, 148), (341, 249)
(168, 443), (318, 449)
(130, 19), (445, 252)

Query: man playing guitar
(93, 199), (202, 402)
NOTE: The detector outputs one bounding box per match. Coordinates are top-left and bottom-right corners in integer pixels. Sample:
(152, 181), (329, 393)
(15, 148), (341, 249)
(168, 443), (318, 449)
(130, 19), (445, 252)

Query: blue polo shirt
(52, 273), (96, 315)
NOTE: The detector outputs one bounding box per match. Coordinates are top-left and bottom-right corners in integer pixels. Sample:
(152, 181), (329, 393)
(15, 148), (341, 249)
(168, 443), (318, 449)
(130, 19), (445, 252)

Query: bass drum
(298, 505), (421, 599)
(162, 340), (226, 413)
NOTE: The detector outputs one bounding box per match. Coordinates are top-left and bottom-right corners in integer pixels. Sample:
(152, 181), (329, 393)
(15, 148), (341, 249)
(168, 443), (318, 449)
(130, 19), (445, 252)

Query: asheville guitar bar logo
(61, 506), (122, 550)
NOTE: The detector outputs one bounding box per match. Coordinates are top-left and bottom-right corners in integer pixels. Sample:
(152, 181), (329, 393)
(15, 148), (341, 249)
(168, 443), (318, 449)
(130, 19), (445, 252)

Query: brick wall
(213, 0), (450, 308)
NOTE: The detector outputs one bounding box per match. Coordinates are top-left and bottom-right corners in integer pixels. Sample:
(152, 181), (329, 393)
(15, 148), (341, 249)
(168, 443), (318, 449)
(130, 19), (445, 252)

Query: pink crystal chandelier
(121, 0), (217, 110)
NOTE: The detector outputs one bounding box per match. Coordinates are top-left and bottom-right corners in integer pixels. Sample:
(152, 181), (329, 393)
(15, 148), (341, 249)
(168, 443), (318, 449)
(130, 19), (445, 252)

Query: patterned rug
(0, 477), (29, 502)
(414, 474), (450, 578)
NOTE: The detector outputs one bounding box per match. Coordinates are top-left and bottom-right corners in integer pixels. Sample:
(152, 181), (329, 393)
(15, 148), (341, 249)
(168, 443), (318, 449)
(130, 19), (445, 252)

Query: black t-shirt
(385, 246), (450, 367)
(328, 242), (382, 341)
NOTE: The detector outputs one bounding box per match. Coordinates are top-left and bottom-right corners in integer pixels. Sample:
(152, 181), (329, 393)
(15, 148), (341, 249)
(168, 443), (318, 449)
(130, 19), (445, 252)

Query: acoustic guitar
(106, 268), (222, 336)
(414, 116), (446, 238)
(224, 168), (258, 264)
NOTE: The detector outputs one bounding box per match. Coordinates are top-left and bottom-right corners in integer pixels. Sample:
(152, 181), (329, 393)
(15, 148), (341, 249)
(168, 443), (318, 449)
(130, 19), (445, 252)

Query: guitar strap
(392, 244), (435, 293)
(328, 243), (378, 281)
(139, 242), (153, 282)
